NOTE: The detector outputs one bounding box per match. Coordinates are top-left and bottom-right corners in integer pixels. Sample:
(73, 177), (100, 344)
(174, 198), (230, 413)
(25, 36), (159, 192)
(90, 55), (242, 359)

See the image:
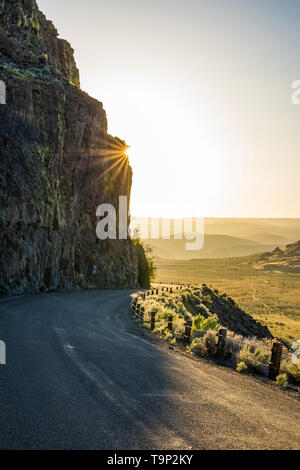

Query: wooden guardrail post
(156, 288), (159, 295)
(140, 306), (145, 322)
(166, 287), (169, 292)
(131, 298), (137, 314)
(168, 315), (173, 331)
(142, 293), (146, 301)
(151, 311), (156, 330)
(217, 328), (227, 356)
(170, 287), (173, 294)
(184, 320), (192, 345)
(162, 287), (164, 292)
(268, 342), (283, 380)
(136, 303), (141, 317)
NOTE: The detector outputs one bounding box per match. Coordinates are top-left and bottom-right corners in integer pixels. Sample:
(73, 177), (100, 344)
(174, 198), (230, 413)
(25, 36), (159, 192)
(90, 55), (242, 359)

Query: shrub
(162, 328), (174, 341)
(203, 330), (218, 356)
(188, 338), (206, 355)
(135, 242), (156, 288)
(193, 314), (220, 332)
(224, 334), (244, 357)
(276, 373), (289, 389)
(237, 346), (270, 376)
(280, 361), (300, 384)
(197, 303), (210, 317)
(187, 331), (218, 357)
(236, 362), (247, 373)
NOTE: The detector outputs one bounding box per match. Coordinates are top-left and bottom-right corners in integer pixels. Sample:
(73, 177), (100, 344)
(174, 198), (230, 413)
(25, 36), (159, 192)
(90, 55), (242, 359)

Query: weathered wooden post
(156, 288), (159, 295)
(151, 311), (156, 330)
(142, 293), (146, 301)
(162, 287), (164, 292)
(166, 287), (169, 292)
(268, 342), (283, 380)
(184, 320), (192, 345)
(168, 315), (173, 331)
(136, 303), (141, 317)
(140, 306), (145, 322)
(217, 328), (227, 357)
(170, 287), (173, 294)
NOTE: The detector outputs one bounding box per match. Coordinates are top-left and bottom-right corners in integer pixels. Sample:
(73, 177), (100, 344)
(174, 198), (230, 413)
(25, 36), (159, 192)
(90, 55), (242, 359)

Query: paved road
(0, 290), (299, 450)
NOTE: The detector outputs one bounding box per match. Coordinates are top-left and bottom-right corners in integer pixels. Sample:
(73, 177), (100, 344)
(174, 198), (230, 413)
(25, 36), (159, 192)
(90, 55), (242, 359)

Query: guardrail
(130, 285), (293, 381)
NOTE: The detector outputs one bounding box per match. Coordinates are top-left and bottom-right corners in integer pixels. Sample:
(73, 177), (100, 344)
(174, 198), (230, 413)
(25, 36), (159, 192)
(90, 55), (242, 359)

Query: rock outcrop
(200, 285), (273, 339)
(0, 0), (149, 295)
(253, 240), (300, 273)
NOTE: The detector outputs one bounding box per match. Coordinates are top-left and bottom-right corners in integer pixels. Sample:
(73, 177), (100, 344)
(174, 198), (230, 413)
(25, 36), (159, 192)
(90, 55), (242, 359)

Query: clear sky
(38, 0), (300, 218)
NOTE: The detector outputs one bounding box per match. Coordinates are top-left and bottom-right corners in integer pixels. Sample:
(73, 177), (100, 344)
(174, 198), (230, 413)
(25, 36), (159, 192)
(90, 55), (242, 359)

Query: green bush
(280, 361), (300, 384)
(203, 330), (218, 356)
(197, 303), (210, 316)
(236, 361), (247, 373)
(276, 373), (289, 389)
(193, 314), (220, 332)
(237, 346), (270, 375)
(135, 242), (156, 288)
(188, 331), (218, 357)
(188, 337), (206, 355)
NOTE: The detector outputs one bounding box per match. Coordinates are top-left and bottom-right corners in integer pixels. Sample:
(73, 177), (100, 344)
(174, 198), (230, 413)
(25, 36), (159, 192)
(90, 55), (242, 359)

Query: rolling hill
(253, 241), (300, 273)
(142, 235), (279, 260)
(131, 217), (300, 260)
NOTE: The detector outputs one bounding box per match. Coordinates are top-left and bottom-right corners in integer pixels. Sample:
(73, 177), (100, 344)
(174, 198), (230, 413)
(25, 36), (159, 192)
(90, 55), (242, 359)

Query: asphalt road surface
(0, 290), (299, 450)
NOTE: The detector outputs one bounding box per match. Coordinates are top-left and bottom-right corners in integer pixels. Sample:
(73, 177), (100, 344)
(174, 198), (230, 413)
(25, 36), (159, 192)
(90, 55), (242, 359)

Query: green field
(155, 256), (300, 345)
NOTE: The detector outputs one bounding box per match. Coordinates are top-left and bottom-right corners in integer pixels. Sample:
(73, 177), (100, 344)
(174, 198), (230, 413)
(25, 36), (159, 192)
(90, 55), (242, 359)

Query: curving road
(0, 290), (299, 450)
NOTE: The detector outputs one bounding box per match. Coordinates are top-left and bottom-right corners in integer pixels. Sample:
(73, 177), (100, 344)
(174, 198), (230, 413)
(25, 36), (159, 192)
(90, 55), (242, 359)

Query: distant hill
(252, 241), (300, 273)
(243, 233), (290, 245)
(131, 217), (300, 260)
(204, 218), (300, 242)
(141, 235), (279, 260)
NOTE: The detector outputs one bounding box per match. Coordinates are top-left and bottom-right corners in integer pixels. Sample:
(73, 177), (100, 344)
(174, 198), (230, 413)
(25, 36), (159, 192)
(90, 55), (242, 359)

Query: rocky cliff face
(0, 0), (149, 295)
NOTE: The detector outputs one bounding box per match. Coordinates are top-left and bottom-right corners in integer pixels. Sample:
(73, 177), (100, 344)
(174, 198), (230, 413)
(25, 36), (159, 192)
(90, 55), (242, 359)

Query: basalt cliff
(0, 0), (150, 295)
